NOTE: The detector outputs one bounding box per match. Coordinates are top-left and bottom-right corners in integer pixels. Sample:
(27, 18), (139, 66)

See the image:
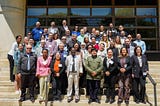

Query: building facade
(0, 0), (160, 60)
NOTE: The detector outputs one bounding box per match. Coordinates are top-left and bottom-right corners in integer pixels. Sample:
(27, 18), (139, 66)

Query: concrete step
(0, 86), (15, 92)
(0, 81), (13, 86)
(0, 76), (10, 81)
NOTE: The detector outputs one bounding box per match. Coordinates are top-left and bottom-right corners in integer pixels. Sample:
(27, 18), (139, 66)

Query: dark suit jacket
(103, 57), (118, 76)
(59, 26), (70, 39)
(117, 56), (132, 76)
(131, 54), (149, 78)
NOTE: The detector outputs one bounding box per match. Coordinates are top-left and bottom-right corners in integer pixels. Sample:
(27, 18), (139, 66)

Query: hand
(56, 73), (60, 77)
(105, 71), (110, 76)
(132, 74), (134, 78)
(120, 68), (126, 73)
(36, 74), (40, 79)
(92, 71), (97, 77)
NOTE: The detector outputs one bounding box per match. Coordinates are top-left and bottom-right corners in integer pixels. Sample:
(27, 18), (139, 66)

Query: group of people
(7, 20), (149, 104)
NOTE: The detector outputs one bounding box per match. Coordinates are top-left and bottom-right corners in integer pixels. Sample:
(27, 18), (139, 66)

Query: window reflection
(27, 18), (46, 27)
(115, 18), (135, 27)
(47, 18), (66, 26)
(137, 29), (156, 38)
(71, 0), (90, 6)
(115, 8), (134, 16)
(92, 0), (112, 5)
(92, 8), (112, 16)
(136, 8), (156, 16)
(137, 18), (157, 26)
(27, 0), (47, 6)
(48, 0), (67, 6)
(115, 0), (135, 5)
(48, 8), (67, 16)
(136, 0), (157, 5)
(71, 8), (90, 16)
(70, 18), (112, 26)
(144, 40), (157, 50)
(27, 8), (46, 16)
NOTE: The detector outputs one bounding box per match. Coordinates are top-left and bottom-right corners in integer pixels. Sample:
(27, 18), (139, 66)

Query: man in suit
(65, 47), (83, 103)
(59, 20), (70, 39)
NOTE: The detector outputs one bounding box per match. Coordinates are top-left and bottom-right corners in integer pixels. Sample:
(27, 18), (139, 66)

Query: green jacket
(84, 56), (103, 80)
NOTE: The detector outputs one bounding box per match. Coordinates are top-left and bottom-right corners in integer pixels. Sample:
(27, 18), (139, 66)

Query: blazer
(131, 54), (149, 78)
(117, 56), (132, 76)
(65, 55), (83, 77)
(103, 57), (118, 76)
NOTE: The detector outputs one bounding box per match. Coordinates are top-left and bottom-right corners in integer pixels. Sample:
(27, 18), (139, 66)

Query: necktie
(27, 55), (30, 70)
(72, 57), (75, 72)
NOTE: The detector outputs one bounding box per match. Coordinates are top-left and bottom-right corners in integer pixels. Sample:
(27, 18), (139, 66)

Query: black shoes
(75, 99), (80, 103)
(95, 99), (100, 104)
(88, 99), (92, 104)
(105, 98), (110, 103)
(125, 100), (129, 104)
(30, 97), (35, 103)
(19, 97), (25, 102)
(110, 99), (115, 104)
(67, 98), (73, 103)
(135, 100), (140, 104)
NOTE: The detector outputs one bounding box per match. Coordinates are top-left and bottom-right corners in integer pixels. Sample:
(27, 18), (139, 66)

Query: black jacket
(131, 54), (149, 78)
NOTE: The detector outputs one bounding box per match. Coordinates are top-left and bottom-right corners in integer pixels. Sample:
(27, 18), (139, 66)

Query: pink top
(36, 56), (52, 77)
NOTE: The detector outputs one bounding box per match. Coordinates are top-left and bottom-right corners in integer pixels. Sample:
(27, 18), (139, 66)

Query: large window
(26, 0), (159, 51)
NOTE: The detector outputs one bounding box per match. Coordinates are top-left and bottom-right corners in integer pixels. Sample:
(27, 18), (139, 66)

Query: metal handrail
(147, 73), (157, 106)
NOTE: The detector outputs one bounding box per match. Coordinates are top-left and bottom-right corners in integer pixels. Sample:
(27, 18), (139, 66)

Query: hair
(107, 48), (113, 53)
(42, 48), (49, 54)
(73, 42), (81, 52)
(16, 35), (22, 40)
(134, 46), (142, 56)
(86, 44), (93, 50)
(91, 48), (97, 52)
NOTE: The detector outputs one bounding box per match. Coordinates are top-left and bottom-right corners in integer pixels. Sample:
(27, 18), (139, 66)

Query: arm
(84, 57), (93, 74)
(36, 58), (40, 76)
(103, 57), (107, 73)
(95, 58), (103, 74)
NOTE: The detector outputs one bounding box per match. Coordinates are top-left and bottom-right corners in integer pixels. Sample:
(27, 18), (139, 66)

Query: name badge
(39, 31), (42, 34)
(96, 41), (99, 44)
(58, 64), (62, 67)
(124, 64), (127, 68)
(109, 60), (114, 64)
(49, 45), (52, 48)
(143, 72), (147, 76)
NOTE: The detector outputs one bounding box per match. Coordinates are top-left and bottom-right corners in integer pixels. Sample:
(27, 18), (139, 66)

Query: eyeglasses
(27, 48), (32, 49)
(62, 39), (66, 40)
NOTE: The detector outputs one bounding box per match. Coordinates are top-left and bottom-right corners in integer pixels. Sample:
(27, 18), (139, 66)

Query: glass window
(27, 0), (47, 6)
(115, 18), (135, 27)
(71, 0), (90, 6)
(26, 18), (46, 27)
(92, 8), (112, 16)
(136, 0), (157, 5)
(92, 0), (112, 5)
(48, 8), (67, 16)
(27, 8), (46, 16)
(48, 0), (67, 6)
(136, 8), (157, 16)
(137, 18), (157, 26)
(125, 28), (136, 36)
(70, 18), (112, 26)
(115, 8), (134, 16)
(115, 0), (135, 5)
(137, 29), (156, 38)
(144, 40), (157, 50)
(47, 18), (66, 26)
(70, 8), (90, 16)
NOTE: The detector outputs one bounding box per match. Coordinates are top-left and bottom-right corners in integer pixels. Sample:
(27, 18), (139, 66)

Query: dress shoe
(67, 99), (72, 103)
(141, 100), (146, 104)
(135, 100), (140, 104)
(30, 97), (35, 103)
(75, 99), (80, 103)
(117, 99), (123, 104)
(125, 100), (129, 104)
(95, 99), (100, 104)
(19, 97), (25, 102)
(105, 97), (110, 103)
(88, 99), (92, 104)
(110, 99), (115, 104)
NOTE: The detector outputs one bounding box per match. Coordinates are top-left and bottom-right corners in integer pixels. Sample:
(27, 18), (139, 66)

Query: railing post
(153, 84), (157, 106)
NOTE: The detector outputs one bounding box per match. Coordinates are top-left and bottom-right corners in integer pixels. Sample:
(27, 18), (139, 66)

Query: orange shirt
(54, 60), (60, 73)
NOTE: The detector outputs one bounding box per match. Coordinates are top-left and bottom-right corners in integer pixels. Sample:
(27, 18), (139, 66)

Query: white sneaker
(15, 90), (19, 94)
(19, 90), (21, 94)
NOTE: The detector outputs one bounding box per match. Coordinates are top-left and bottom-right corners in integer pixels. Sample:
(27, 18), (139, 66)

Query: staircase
(0, 50), (160, 106)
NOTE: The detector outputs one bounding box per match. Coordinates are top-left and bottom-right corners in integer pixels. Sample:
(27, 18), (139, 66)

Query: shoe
(135, 100), (140, 104)
(95, 99), (100, 104)
(75, 99), (80, 103)
(30, 97), (35, 103)
(110, 99), (115, 104)
(88, 99), (92, 104)
(125, 100), (129, 104)
(117, 99), (123, 104)
(67, 99), (72, 103)
(141, 100), (146, 104)
(19, 97), (25, 102)
(105, 98), (110, 103)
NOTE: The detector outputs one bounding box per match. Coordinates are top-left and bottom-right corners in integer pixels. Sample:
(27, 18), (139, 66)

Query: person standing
(84, 48), (103, 104)
(103, 49), (118, 104)
(131, 46), (149, 104)
(117, 47), (132, 104)
(36, 49), (52, 103)
(50, 52), (65, 101)
(8, 35), (22, 82)
(17, 44), (37, 102)
(65, 48), (83, 103)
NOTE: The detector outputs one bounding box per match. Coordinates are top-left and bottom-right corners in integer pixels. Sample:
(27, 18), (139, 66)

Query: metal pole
(154, 85), (157, 106)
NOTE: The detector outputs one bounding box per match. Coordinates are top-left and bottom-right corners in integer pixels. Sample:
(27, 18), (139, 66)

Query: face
(100, 44), (105, 50)
(29, 39), (34, 45)
(109, 23), (113, 28)
(55, 52), (61, 60)
(18, 44), (23, 51)
(51, 22), (55, 26)
(72, 35), (77, 40)
(125, 39), (130, 45)
(81, 44), (85, 49)
(44, 28), (48, 33)
(61, 37), (66, 43)
(74, 43), (79, 50)
(17, 36), (22, 43)
(91, 50), (97, 56)
(121, 31), (125, 36)
(80, 29), (85, 35)
(71, 48), (76, 56)
(127, 35), (132, 41)
(24, 37), (29, 44)
(136, 34), (141, 40)
(42, 49), (48, 57)
(121, 48), (127, 56)
(41, 41), (45, 47)
(107, 49), (113, 58)
(118, 25), (124, 31)
(100, 25), (104, 31)
(36, 22), (41, 27)
(62, 20), (67, 25)
(26, 45), (32, 54)
(84, 37), (89, 42)
(88, 46), (92, 52)
(91, 38), (96, 43)
(48, 34), (53, 40)
(136, 47), (142, 56)
(59, 44), (64, 50)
